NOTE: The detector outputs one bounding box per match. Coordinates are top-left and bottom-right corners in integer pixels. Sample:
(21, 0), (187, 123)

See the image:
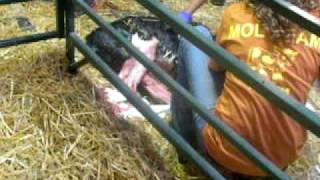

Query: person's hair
(247, 0), (319, 43)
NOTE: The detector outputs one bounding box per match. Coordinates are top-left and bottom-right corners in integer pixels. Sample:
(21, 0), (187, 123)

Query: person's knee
(179, 25), (212, 47)
(177, 25), (213, 63)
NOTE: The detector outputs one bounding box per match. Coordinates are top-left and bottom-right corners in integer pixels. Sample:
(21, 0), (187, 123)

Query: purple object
(179, 11), (193, 23)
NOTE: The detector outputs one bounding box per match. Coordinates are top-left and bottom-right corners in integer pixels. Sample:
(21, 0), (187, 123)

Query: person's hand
(178, 11), (193, 23)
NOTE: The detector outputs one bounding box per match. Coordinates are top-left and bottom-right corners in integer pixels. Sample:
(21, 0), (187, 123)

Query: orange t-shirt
(203, 2), (320, 176)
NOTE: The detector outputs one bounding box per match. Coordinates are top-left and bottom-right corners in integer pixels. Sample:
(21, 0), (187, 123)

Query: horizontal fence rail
(73, 0), (292, 179)
(0, 31), (58, 48)
(70, 32), (225, 180)
(259, 0), (320, 36)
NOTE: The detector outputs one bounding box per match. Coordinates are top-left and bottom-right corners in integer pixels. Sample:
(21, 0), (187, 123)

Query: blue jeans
(170, 26), (269, 179)
(171, 26), (225, 153)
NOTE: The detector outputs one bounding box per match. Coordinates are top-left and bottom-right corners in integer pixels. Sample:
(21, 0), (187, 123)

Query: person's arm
(184, 0), (208, 14)
(179, 0), (207, 23)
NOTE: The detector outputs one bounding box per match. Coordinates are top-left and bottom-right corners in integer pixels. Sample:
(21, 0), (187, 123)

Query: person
(172, 0), (320, 178)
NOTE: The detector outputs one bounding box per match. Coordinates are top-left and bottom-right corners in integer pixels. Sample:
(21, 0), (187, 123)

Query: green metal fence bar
(65, 0), (75, 66)
(0, 0), (31, 5)
(0, 31), (59, 48)
(136, 0), (320, 136)
(69, 59), (88, 71)
(260, 0), (320, 36)
(56, 0), (65, 38)
(74, 0), (290, 179)
(69, 32), (226, 180)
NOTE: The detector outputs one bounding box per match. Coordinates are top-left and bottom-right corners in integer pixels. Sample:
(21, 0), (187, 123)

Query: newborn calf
(103, 34), (171, 116)
(118, 34), (159, 92)
(86, 16), (179, 119)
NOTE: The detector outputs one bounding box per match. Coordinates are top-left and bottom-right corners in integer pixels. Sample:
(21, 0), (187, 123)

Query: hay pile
(0, 0), (319, 179)
(0, 41), (186, 179)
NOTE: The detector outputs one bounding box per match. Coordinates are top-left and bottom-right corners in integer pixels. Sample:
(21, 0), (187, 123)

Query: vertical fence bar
(66, 0), (75, 68)
(56, 0), (65, 38)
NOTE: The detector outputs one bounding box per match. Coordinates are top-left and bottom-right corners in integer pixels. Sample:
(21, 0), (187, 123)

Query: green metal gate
(1, 0), (320, 179)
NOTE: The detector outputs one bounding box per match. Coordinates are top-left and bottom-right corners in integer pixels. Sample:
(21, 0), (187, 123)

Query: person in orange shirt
(171, 0), (320, 178)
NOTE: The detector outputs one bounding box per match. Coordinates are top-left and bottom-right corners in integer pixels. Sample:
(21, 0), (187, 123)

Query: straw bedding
(0, 0), (319, 179)
(0, 42), (180, 179)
